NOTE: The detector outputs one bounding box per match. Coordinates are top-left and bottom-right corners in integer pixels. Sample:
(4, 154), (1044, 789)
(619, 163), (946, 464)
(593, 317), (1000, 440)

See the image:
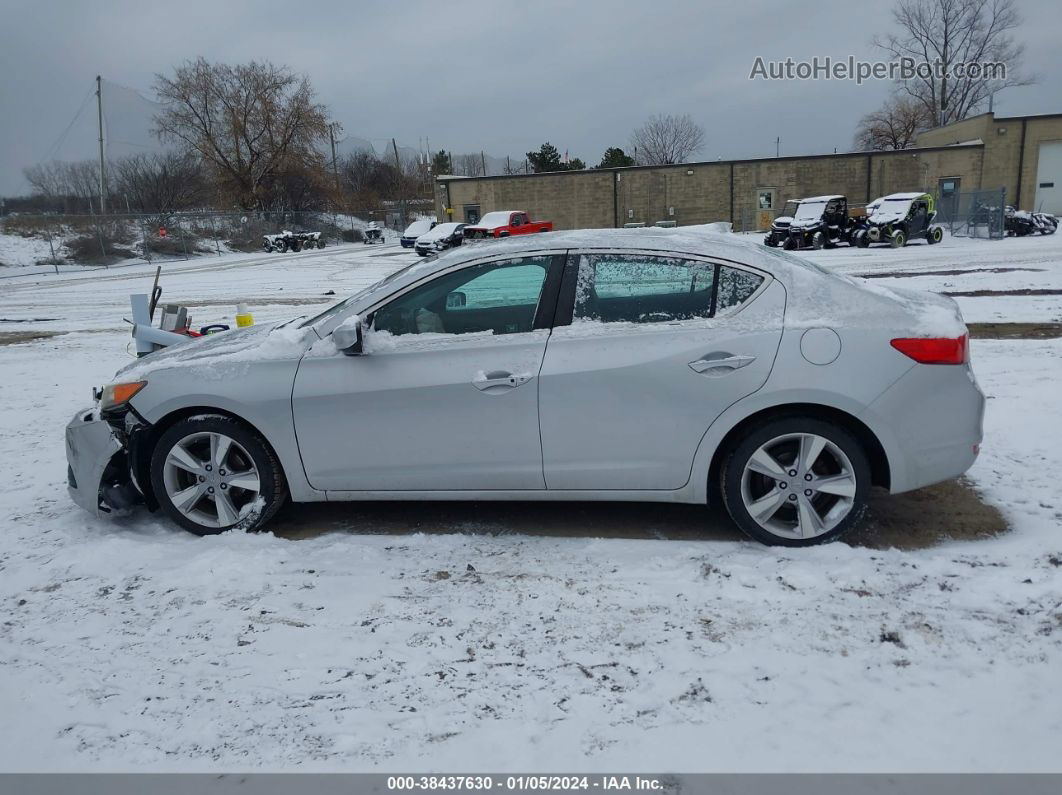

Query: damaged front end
(65, 404), (147, 517)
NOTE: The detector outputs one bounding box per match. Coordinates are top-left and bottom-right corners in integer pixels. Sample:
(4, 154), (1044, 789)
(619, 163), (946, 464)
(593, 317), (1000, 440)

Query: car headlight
(99, 381), (147, 411)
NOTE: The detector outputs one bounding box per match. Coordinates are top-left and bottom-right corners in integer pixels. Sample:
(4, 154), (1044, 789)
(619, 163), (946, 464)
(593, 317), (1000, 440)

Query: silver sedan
(66, 228), (985, 546)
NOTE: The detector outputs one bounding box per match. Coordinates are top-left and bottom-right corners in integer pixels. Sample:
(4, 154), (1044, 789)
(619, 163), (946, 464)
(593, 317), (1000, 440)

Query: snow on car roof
(304, 223), (964, 342)
(882, 192), (928, 200)
(797, 195), (844, 203)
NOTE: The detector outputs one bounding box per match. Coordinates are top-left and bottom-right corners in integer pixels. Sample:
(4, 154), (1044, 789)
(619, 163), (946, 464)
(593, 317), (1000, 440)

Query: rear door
(538, 250), (786, 490)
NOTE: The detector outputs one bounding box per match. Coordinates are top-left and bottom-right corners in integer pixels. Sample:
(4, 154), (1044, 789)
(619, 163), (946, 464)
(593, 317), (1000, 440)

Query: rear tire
(927, 227), (943, 244)
(150, 415), (288, 536)
(720, 417), (871, 546)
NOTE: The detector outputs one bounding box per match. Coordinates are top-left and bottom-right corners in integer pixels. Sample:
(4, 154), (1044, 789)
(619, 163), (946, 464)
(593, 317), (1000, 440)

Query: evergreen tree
(526, 142), (564, 173)
(431, 149), (453, 175)
(596, 147), (636, 168)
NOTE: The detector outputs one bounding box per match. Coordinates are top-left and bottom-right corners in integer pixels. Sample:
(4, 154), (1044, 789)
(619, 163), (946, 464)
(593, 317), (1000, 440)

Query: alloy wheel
(739, 432), (858, 540)
(161, 431), (262, 529)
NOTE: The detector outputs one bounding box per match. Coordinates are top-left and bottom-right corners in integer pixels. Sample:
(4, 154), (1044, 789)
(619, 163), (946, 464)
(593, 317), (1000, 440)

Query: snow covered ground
(0, 233), (1059, 772)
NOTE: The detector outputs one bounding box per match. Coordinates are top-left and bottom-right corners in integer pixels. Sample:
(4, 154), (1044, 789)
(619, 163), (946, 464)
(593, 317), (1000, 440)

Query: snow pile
(0, 231), (60, 267)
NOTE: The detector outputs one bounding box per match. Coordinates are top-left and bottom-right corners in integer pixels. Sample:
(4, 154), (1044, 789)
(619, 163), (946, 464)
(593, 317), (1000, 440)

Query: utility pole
(775, 137), (780, 158)
(392, 138), (401, 169)
(329, 123), (341, 195)
(480, 151), (487, 176)
(96, 75), (106, 215)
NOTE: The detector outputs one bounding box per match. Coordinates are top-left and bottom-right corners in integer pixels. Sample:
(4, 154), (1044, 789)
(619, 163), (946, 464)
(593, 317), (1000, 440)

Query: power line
(41, 86), (94, 162)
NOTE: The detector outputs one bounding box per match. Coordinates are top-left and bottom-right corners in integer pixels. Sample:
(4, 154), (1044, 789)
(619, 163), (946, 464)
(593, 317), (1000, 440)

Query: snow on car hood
(116, 322), (315, 381)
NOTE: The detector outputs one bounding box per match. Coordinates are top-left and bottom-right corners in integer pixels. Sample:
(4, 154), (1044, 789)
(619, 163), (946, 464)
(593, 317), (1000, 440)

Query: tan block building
(434, 110), (1061, 231)
(915, 111), (1062, 214)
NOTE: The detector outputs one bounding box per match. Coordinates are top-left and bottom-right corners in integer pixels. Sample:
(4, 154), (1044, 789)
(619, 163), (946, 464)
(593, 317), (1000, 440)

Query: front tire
(720, 417), (870, 546)
(150, 415), (287, 536)
(889, 229), (907, 248)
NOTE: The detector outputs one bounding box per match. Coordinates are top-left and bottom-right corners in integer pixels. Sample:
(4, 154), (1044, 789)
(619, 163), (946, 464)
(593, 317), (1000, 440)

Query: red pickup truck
(463, 210), (553, 240)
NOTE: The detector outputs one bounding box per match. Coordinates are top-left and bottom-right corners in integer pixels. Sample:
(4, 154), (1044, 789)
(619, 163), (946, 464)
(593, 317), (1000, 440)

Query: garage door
(1034, 141), (1062, 214)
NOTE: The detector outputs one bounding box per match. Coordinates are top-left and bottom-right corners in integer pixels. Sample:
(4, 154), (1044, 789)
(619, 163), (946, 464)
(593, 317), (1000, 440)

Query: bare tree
(153, 58), (332, 209)
(875, 0), (1033, 128)
(111, 152), (205, 216)
(854, 94), (933, 150)
(23, 160), (100, 211)
(629, 114), (705, 165)
(22, 161), (68, 198)
(453, 153), (485, 177)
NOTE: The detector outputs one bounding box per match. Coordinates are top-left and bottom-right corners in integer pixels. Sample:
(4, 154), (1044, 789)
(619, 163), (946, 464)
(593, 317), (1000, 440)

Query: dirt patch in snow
(178, 297), (332, 307)
(944, 288), (1062, 297)
(270, 478), (1006, 550)
(968, 322), (1062, 339)
(855, 267), (1044, 279)
(0, 330), (62, 346)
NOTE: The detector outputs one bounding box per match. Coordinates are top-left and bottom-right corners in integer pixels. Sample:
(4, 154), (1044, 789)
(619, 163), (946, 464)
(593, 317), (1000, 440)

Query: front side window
(573, 254), (715, 324)
(372, 256), (551, 338)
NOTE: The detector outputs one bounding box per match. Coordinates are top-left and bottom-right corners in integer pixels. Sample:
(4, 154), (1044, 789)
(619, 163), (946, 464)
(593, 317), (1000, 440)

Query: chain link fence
(0, 209), (417, 273)
(932, 187), (1006, 240)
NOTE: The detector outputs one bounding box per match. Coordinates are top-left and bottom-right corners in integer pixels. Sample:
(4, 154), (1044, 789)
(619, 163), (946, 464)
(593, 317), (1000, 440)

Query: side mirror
(446, 291), (467, 309)
(332, 317), (364, 355)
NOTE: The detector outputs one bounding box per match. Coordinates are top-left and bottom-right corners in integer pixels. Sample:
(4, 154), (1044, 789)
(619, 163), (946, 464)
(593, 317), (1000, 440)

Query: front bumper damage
(65, 407), (142, 517)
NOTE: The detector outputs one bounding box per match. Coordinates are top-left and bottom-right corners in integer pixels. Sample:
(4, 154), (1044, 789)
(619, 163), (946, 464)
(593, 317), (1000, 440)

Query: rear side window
(574, 254), (715, 324)
(716, 266), (764, 312)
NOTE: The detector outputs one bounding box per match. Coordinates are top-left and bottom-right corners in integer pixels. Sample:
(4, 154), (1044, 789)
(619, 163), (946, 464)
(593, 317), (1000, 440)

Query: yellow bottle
(235, 302), (254, 328)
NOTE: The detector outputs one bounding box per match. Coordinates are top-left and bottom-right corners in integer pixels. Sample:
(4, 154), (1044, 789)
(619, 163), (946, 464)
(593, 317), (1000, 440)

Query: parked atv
(299, 231), (327, 249)
(854, 192), (944, 248)
(779, 195), (855, 250)
(763, 200), (800, 247)
(363, 222), (385, 245)
(263, 231), (302, 253)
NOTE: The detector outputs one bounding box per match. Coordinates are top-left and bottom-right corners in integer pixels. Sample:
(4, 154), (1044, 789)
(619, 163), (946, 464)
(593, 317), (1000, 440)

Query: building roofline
(993, 111), (1062, 122)
(435, 141), (984, 184)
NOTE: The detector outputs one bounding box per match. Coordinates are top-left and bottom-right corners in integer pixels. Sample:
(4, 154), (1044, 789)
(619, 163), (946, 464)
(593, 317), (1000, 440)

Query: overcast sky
(1, 0), (1058, 195)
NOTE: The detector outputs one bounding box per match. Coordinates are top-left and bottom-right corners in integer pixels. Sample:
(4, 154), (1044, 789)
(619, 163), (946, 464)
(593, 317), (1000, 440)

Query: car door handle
(472, 371), (533, 391)
(689, 355), (756, 375)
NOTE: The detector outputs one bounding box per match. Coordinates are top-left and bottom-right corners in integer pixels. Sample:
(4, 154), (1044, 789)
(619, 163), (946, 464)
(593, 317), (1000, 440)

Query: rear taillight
(890, 334), (969, 365)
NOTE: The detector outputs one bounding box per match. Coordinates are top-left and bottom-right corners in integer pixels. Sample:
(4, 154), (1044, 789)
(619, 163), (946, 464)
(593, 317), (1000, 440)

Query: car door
(293, 253), (565, 492)
(538, 250), (786, 490)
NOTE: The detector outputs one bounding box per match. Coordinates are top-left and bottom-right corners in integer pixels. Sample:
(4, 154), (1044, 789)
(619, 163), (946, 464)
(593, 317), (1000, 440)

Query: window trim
(553, 248), (772, 328)
(363, 252), (568, 340)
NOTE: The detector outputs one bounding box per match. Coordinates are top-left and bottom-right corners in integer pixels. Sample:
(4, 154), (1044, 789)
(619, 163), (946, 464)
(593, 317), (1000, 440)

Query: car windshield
(794, 201), (827, 221)
(426, 223), (461, 238)
(299, 261), (421, 327)
(780, 200), (800, 217)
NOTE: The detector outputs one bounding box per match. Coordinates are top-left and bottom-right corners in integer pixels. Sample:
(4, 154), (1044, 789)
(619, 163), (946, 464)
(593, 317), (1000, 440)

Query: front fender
(128, 359), (322, 502)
